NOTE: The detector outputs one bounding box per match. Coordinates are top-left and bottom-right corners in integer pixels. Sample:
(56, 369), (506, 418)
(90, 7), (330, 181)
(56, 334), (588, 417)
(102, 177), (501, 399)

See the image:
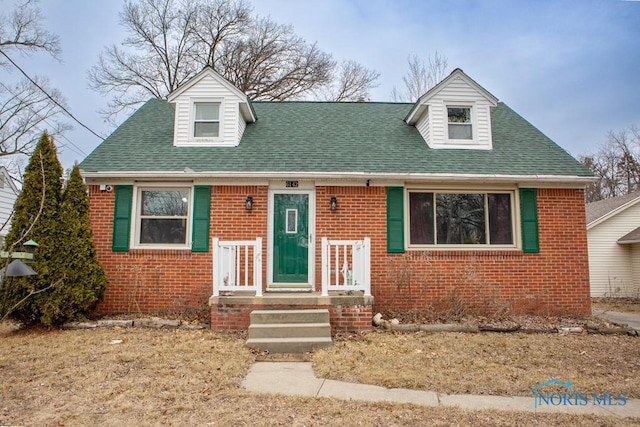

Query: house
(586, 192), (640, 298)
(79, 68), (593, 331)
(0, 166), (19, 247)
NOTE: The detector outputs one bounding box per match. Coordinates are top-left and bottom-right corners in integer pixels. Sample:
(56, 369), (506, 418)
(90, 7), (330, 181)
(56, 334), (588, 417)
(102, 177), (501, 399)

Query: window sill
(429, 140), (491, 150)
(131, 245), (192, 251)
(406, 245), (520, 252)
(174, 140), (238, 147)
(401, 248), (526, 259)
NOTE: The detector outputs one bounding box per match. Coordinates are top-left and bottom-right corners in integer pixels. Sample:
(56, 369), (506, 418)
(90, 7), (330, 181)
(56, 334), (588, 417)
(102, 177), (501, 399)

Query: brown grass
(1, 323), (638, 426)
(313, 331), (640, 399)
(593, 298), (640, 313)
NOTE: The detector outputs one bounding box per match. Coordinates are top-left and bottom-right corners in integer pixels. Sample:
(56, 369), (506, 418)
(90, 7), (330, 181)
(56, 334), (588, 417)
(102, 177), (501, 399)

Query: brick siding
(88, 185), (591, 325)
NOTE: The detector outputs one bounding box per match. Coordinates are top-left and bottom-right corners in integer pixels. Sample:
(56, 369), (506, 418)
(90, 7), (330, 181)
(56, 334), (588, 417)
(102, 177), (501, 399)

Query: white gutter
(80, 169), (595, 186)
(618, 239), (640, 245)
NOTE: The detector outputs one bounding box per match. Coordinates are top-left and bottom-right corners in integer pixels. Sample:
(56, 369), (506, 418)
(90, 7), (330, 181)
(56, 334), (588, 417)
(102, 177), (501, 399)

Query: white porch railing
(321, 237), (371, 297)
(212, 237), (262, 297)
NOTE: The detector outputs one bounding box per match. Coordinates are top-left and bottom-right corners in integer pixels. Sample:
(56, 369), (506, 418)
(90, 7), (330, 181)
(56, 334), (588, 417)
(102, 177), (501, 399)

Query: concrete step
(250, 309), (329, 324)
(248, 322), (331, 339)
(246, 309), (333, 353)
(246, 337), (333, 353)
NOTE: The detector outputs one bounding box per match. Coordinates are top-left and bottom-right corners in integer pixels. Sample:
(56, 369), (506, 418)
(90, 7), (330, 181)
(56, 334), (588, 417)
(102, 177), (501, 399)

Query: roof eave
(80, 169), (595, 187)
(618, 239), (640, 245)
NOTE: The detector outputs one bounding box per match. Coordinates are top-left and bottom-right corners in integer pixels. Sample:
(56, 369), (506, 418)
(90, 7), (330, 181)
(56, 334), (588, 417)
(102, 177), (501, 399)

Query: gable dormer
(405, 69), (498, 150)
(167, 67), (256, 147)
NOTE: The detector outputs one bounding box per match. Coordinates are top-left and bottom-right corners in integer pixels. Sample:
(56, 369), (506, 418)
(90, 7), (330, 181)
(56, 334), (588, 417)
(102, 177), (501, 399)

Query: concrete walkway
(242, 362), (640, 418)
(593, 309), (640, 332)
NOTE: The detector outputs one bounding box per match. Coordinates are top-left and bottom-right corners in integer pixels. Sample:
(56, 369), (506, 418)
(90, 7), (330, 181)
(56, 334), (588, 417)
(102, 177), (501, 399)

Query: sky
(2, 0), (639, 169)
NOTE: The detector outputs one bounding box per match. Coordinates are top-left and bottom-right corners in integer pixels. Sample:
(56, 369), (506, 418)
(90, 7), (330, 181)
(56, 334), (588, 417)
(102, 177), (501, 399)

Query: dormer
(405, 69), (498, 150)
(167, 67), (256, 147)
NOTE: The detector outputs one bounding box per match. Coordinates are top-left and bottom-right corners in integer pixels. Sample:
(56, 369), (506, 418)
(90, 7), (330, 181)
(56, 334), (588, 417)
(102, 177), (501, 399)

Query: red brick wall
(315, 186), (591, 316)
(89, 185), (268, 314)
(88, 186), (212, 314)
(89, 185), (591, 318)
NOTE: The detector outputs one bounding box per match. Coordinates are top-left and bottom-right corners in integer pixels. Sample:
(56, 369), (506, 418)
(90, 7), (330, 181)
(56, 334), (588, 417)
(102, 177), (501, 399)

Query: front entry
(270, 192), (312, 289)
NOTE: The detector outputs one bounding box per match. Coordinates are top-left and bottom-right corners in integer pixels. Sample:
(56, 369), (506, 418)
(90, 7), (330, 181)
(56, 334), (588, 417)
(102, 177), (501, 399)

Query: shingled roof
(585, 192), (640, 225)
(80, 98), (591, 180)
(618, 226), (640, 244)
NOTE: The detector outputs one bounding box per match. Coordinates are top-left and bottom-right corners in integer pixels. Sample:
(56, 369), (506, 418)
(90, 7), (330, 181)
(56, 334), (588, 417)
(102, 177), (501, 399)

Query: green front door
(273, 193), (309, 283)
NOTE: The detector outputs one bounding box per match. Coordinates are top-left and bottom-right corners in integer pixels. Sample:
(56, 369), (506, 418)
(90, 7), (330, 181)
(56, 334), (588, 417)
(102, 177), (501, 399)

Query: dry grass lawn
(592, 298), (640, 314)
(1, 322), (638, 426)
(314, 331), (640, 398)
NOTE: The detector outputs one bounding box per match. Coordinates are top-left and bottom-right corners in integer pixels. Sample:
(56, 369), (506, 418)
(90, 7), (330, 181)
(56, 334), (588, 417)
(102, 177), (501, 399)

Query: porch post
(321, 237), (329, 296)
(363, 237), (371, 297)
(255, 237), (263, 297)
(212, 237), (219, 297)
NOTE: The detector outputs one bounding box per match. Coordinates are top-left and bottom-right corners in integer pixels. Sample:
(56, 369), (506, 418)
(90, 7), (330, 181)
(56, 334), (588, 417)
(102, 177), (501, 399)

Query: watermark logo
(532, 378), (627, 409)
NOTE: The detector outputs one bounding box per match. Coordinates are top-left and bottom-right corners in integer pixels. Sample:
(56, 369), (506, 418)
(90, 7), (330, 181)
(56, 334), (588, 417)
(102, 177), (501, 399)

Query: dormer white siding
(167, 68), (255, 147)
(406, 69), (498, 150)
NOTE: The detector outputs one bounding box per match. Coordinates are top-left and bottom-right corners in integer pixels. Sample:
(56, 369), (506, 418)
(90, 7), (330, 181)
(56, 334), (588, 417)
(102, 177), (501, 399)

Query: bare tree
(0, 78), (70, 157)
(391, 51), (449, 102)
(216, 16), (334, 100)
(317, 60), (380, 102)
(89, 0), (372, 122)
(609, 126), (640, 194)
(581, 125), (640, 202)
(188, 0), (251, 68)
(0, 0), (69, 157)
(0, 0), (60, 60)
(88, 0), (198, 121)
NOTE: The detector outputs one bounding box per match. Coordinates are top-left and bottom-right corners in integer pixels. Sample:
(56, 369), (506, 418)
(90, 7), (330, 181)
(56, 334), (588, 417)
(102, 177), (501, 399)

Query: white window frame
(132, 184), (193, 250)
(405, 188), (519, 250)
(285, 209), (298, 234)
(193, 102), (220, 138)
(189, 98), (224, 144)
(446, 104), (476, 144)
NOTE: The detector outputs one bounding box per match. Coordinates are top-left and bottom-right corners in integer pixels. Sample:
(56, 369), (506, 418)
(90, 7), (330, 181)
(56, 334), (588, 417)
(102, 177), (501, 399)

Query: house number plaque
(285, 180), (299, 188)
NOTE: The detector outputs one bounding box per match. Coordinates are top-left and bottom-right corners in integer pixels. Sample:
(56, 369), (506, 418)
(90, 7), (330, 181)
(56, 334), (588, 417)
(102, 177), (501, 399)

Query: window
(447, 106), (472, 140)
(286, 209), (298, 233)
(193, 102), (220, 138)
(409, 191), (513, 246)
(137, 188), (190, 245)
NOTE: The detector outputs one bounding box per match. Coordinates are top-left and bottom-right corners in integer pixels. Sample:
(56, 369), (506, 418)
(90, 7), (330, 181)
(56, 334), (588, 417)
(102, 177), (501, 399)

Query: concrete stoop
(246, 309), (333, 353)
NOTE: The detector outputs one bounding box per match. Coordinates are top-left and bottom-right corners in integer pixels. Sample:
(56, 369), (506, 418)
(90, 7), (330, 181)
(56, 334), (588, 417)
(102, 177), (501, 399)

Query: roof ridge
(251, 100), (415, 105)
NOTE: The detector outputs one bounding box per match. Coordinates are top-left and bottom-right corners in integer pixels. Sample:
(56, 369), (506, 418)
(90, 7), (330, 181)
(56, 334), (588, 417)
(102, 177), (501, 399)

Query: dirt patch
(2, 322), (638, 426)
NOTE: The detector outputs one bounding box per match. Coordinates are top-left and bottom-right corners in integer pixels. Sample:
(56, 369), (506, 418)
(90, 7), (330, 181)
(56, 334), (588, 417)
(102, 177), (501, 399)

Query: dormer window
(167, 68), (256, 147)
(194, 102), (220, 138)
(447, 106), (473, 140)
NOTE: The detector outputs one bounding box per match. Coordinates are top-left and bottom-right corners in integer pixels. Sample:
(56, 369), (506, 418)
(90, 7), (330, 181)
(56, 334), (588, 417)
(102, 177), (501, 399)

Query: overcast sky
(2, 0), (639, 168)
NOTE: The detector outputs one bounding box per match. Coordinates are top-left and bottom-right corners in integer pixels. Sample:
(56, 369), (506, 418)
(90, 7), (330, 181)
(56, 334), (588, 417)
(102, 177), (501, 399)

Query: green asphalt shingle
(79, 98), (591, 177)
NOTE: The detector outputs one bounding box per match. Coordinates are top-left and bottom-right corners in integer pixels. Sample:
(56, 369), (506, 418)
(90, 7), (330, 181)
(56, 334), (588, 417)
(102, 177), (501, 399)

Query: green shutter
(191, 185), (211, 252)
(520, 188), (539, 253)
(112, 185), (133, 252)
(386, 187), (405, 253)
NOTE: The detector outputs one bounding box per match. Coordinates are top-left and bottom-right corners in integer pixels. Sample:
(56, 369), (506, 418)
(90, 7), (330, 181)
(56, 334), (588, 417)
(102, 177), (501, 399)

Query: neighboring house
(79, 68), (593, 331)
(0, 167), (19, 247)
(586, 192), (640, 298)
